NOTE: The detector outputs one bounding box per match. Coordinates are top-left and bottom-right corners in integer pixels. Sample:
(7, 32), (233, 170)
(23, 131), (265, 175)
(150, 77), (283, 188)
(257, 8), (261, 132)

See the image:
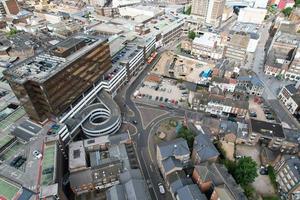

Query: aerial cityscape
(1, 0), (300, 200)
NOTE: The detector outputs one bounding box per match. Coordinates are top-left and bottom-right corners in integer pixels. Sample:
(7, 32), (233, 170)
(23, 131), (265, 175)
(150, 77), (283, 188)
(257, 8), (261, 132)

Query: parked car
(10, 156), (22, 167)
(15, 157), (26, 168)
(158, 183), (165, 194)
(132, 120), (138, 125)
(33, 150), (42, 159)
(249, 112), (257, 118)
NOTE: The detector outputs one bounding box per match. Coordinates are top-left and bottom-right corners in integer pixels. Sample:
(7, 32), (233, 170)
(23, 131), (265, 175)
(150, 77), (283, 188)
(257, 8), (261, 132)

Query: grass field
(0, 178), (19, 200)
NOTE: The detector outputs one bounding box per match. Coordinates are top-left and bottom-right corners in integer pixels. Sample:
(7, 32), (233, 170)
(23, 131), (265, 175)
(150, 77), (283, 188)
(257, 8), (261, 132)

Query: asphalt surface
(247, 19), (300, 129)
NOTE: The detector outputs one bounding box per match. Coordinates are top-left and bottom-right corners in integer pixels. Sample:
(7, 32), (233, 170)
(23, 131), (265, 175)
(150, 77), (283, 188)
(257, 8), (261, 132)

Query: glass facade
(5, 39), (112, 122)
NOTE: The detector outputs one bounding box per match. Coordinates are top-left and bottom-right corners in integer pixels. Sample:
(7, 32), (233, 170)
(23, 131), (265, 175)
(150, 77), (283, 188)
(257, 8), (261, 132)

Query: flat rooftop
(4, 35), (107, 83)
(250, 119), (285, 138)
(41, 144), (56, 186)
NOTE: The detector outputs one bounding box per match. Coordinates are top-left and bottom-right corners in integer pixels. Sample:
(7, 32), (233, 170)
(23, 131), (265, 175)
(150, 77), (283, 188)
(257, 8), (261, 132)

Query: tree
(295, 0), (300, 7)
(233, 157), (258, 186)
(188, 31), (196, 40)
(184, 6), (191, 15)
(177, 126), (195, 148)
(282, 7), (293, 17)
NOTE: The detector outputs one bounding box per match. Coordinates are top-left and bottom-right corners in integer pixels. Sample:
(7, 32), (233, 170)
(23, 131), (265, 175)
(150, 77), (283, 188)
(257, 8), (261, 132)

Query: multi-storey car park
(4, 34), (156, 141)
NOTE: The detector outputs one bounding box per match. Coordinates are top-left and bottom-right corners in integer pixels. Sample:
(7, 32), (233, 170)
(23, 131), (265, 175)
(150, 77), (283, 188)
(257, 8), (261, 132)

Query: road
(246, 20), (300, 129)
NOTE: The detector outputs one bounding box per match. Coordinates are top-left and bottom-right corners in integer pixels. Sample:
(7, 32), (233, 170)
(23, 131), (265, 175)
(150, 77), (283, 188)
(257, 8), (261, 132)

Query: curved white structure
(80, 99), (122, 137)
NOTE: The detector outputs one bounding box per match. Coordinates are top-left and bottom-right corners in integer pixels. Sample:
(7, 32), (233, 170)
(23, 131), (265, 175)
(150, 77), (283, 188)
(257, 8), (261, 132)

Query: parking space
(248, 97), (277, 122)
(136, 78), (187, 106)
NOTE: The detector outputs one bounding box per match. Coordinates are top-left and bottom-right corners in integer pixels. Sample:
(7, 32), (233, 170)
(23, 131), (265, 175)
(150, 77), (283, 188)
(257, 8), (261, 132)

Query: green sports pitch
(0, 178), (20, 200)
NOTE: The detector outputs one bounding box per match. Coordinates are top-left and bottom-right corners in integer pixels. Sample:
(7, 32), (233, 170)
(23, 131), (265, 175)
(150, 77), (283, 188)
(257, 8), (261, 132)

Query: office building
(286, 47), (300, 81)
(191, 0), (225, 28)
(4, 35), (112, 122)
(237, 7), (267, 25)
(224, 33), (250, 63)
(0, 0), (19, 16)
(191, 32), (224, 60)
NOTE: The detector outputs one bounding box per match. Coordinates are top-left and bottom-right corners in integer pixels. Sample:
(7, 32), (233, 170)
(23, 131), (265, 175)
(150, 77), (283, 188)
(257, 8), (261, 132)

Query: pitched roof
(157, 138), (190, 160)
(176, 184), (208, 200)
(190, 123), (220, 163)
(162, 157), (183, 173)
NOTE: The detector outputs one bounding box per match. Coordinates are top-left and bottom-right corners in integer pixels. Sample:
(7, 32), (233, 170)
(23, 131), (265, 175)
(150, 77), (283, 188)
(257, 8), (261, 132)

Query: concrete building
(191, 32), (224, 59)
(224, 33), (250, 63)
(248, 119), (285, 149)
(191, 0), (226, 28)
(236, 75), (264, 96)
(4, 35), (112, 122)
(274, 155), (300, 200)
(0, 0), (19, 17)
(286, 46), (300, 81)
(278, 84), (300, 115)
(68, 133), (137, 195)
(39, 135), (69, 200)
(237, 7), (267, 25)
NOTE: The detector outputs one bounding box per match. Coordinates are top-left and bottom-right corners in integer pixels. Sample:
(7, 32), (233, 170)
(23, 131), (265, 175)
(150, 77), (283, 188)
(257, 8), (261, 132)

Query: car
(159, 97), (163, 101)
(15, 157), (26, 168)
(249, 112), (257, 118)
(155, 96), (159, 101)
(164, 98), (169, 102)
(10, 156), (22, 167)
(259, 167), (268, 175)
(158, 183), (165, 194)
(33, 150), (42, 159)
(43, 167), (54, 174)
(132, 120), (138, 125)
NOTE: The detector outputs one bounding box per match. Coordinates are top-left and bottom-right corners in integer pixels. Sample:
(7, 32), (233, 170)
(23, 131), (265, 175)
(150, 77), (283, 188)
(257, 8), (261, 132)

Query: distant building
(285, 47), (300, 81)
(191, 0), (225, 28)
(156, 138), (191, 179)
(0, 0), (20, 17)
(237, 7), (267, 25)
(191, 32), (224, 60)
(106, 169), (151, 200)
(236, 75), (264, 96)
(274, 155), (300, 200)
(277, 0), (295, 10)
(224, 33), (250, 63)
(192, 162), (247, 200)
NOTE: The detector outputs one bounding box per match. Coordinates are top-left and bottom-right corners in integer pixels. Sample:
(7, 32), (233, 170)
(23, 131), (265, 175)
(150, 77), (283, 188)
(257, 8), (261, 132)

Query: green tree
(188, 30), (196, 40)
(233, 157), (258, 186)
(177, 126), (195, 148)
(184, 6), (191, 15)
(295, 0), (300, 7)
(282, 7), (293, 17)
(268, 166), (278, 190)
(243, 184), (255, 199)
